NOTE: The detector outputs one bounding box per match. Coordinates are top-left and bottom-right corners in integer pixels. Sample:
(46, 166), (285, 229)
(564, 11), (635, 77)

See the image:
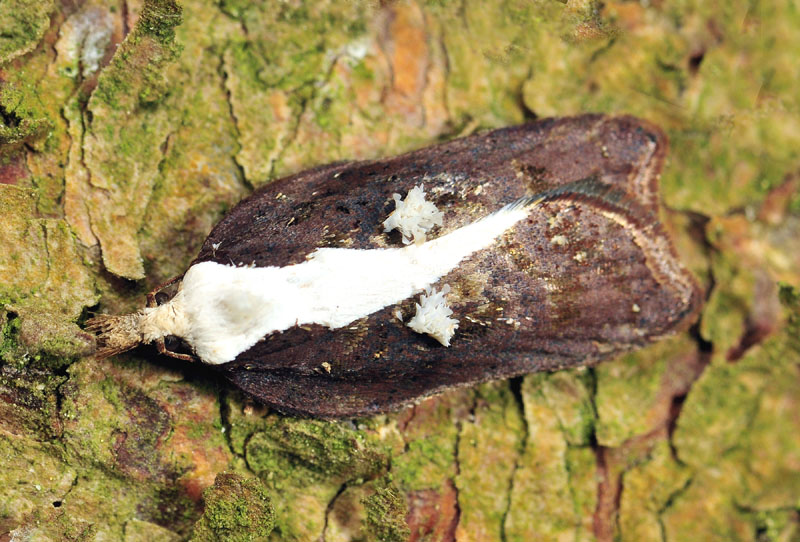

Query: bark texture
(1, 0), (799, 540)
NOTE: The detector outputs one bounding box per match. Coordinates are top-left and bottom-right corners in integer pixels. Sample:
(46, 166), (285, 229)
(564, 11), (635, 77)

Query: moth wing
(194, 114), (663, 267)
(195, 115), (700, 417)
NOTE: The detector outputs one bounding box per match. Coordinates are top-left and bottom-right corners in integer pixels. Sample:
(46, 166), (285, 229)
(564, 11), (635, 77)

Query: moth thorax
(139, 291), (190, 343)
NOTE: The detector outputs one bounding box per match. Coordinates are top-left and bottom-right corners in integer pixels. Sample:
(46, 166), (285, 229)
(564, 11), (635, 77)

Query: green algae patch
(48, 357), (227, 536)
(594, 335), (693, 447)
(191, 473), (274, 542)
(517, 1), (800, 216)
(660, 466), (754, 542)
(319, 475), (409, 542)
(138, 0), (249, 285)
(0, 425), (189, 539)
(246, 417), (388, 485)
(3, 5), (104, 218)
(454, 382), (524, 540)
(672, 356), (764, 469)
(667, 289), (800, 538)
(221, 392), (270, 457)
(124, 519), (182, 542)
(392, 436), (453, 492)
(59, 355), (232, 508)
(564, 445), (598, 542)
(77, 0), (183, 279)
(0, 432), (78, 533)
(222, 42), (304, 187)
(2, 0), (800, 538)
(244, 416), (389, 541)
(427, 0), (576, 127)
(0, 185), (96, 363)
(681, 205), (800, 467)
(0, 363), (65, 438)
(220, 1), (379, 185)
(617, 440), (691, 542)
(504, 373), (597, 542)
(536, 370), (596, 446)
(362, 477), (410, 542)
(700, 215), (762, 353)
(391, 393), (464, 492)
(3, 509), (98, 542)
(0, 0), (56, 65)
(59, 361), (172, 478)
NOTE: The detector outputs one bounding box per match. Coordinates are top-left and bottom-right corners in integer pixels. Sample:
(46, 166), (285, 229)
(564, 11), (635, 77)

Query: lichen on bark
(70, 0), (183, 280)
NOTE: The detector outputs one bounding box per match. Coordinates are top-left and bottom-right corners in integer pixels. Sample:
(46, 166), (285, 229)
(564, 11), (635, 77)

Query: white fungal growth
(382, 185), (444, 244)
(407, 285), (459, 346)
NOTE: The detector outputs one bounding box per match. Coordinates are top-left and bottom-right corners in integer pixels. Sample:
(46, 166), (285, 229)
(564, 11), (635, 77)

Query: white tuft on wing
(382, 184), (444, 244)
(407, 285), (459, 346)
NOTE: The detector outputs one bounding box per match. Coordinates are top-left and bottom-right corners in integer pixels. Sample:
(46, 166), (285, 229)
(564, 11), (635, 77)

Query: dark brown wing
(192, 114), (700, 417)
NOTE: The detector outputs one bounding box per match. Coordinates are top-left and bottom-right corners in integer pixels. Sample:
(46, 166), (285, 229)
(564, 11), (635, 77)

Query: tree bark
(1, 0), (799, 540)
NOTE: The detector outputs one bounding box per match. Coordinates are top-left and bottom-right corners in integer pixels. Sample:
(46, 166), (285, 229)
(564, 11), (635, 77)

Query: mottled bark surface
(1, 1), (799, 541)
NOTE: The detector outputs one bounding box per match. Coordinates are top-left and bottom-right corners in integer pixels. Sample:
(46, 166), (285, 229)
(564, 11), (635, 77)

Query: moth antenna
(85, 313), (144, 360)
(505, 175), (629, 212)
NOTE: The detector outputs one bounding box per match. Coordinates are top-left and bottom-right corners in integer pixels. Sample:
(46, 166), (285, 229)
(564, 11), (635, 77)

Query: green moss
(240, 414), (394, 540)
(191, 473), (274, 542)
(0, 0), (56, 65)
(137, 0), (183, 44)
(246, 417), (387, 485)
(362, 477), (410, 542)
(0, 83), (51, 146)
(0, 313), (22, 363)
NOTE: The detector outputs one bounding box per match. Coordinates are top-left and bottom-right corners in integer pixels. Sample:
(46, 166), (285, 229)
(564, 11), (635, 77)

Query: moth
(88, 114), (701, 418)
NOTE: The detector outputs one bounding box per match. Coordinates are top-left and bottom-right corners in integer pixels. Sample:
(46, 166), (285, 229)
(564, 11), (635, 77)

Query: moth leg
(156, 337), (196, 362)
(147, 274), (194, 361)
(146, 274), (185, 308)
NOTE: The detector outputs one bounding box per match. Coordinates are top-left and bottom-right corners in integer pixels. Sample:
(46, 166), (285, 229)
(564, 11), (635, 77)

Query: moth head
(85, 312), (144, 360)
